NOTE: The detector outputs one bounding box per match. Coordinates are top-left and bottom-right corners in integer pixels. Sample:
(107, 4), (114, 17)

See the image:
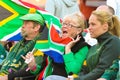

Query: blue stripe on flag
(43, 50), (64, 63)
(7, 33), (22, 41)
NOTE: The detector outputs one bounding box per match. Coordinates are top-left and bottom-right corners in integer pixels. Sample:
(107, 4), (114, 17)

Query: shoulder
(0, 44), (4, 49)
(107, 36), (120, 46)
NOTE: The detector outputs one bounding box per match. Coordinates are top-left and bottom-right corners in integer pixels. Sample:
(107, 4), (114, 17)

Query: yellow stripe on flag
(0, 1), (19, 26)
(34, 50), (44, 56)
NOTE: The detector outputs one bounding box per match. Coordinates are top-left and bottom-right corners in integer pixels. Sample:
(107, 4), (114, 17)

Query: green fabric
(31, 56), (53, 80)
(77, 32), (120, 80)
(43, 57), (53, 78)
(31, 46), (89, 79)
(0, 34), (40, 74)
(30, 56), (53, 77)
(86, 36), (112, 71)
(117, 60), (120, 80)
(30, 36), (89, 79)
(63, 46), (89, 74)
(101, 59), (119, 80)
(30, 64), (41, 74)
(20, 13), (45, 26)
(0, 44), (7, 65)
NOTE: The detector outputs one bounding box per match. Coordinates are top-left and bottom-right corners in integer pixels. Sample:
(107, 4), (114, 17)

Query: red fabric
(50, 25), (72, 44)
(38, 58), (48, 80)
(79, 0), (97, 20)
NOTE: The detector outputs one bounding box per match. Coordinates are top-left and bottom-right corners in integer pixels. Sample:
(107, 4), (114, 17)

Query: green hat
(20, 8), (44, 26)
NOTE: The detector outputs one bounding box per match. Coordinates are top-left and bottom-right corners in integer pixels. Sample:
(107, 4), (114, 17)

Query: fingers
(21, 52), (33, 59)
(25, 57), (33, 64)
(21, 55), (26, 60)
(72, 35), (81, 43)
(75, 35), (81, 41)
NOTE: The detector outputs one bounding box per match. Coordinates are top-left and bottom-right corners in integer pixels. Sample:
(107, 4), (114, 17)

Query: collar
(96, 32), (112, 44)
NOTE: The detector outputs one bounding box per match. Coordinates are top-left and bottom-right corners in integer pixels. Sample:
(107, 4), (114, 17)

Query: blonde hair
(63, 12), (86, 31)
(92, 10), (120, 37)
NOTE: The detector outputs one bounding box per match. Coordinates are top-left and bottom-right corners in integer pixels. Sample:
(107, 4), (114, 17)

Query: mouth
(63, 31), (67, 34)
(61, 30), (68, 38)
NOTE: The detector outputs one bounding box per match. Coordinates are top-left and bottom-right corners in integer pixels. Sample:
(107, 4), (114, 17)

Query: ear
(77, 28), (82, 35)
(34, 25), (40, 31)
(103, 22), (108, 30)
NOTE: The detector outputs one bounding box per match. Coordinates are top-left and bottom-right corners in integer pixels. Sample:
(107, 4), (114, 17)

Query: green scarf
(117, 60), (120, 80)
(0, 34), (40, 74)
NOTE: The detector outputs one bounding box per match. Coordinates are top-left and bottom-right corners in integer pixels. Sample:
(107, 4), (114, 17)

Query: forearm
(101, 59), (119, 80)
(8, 68), (33, 80)
(63, 47), (88, 74)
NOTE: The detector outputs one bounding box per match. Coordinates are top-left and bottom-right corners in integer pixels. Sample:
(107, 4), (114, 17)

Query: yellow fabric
(72, 74), (78, 78)
(83, 60), (87, 66)
(9, 46), (14, 52)
(0, 73), (6, 76)
(34, 50), (44, 56)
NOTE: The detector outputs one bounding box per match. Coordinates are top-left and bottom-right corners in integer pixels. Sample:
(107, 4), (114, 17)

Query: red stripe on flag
(50, 25), (72, 44)
(19, 0), (45, 11)
(38, 58), (48, 80)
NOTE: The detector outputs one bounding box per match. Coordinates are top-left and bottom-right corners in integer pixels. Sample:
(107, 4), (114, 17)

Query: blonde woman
(75, 10), (120, 80)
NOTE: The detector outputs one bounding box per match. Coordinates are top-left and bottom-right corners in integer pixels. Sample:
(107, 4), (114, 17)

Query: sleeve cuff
(30, 64), (41, 75)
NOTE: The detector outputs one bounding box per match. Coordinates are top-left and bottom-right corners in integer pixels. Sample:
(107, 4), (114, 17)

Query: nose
(21, 24), (25, 28)
(62, 25), (67, 29)
(88, 25), (92, 31)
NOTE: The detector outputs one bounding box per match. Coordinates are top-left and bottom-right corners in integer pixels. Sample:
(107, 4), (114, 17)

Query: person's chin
(62, 34), (68, 38)
(21, 34), (27, 38)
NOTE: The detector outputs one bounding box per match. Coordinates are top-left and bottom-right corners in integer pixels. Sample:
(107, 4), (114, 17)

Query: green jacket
(101, 58), (119, 80)
(76, 32), (120, 80)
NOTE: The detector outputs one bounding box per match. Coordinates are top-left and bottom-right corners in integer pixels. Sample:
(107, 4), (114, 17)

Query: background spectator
(45, 0), (80, 19)
(107, 0), (120, 19)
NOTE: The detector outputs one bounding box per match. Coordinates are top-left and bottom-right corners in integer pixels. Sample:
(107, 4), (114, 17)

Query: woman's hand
(65, 35), (81, 54)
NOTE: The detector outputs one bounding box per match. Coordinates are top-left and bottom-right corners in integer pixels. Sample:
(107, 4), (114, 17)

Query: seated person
(74, 10), (120, 80)
(0, 8), (46, 80)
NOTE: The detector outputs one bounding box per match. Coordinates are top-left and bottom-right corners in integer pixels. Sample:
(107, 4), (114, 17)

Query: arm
(63, 46), (89, 74)
(97, 59), (119, 80)
(63, 35), (89, 74)
(99, 59), (119, 80)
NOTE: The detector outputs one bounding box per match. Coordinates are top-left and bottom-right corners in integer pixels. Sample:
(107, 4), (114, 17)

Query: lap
(45, 75), (67, 80)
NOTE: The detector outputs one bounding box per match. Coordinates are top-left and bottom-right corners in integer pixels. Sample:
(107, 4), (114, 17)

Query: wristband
(31, 65), (37, 71)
